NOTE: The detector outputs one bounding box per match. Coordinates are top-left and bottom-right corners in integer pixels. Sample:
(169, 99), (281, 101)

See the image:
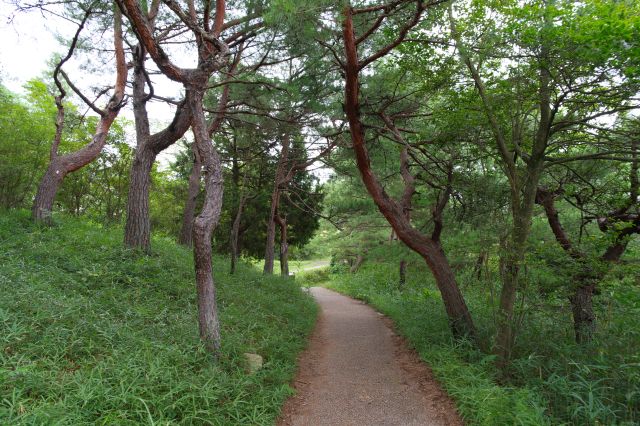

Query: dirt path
(278, 287), (463, 426)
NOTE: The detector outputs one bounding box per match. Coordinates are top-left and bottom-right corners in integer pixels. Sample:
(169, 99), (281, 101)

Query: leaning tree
(339, 0), (476, 338)
(32, 5), (128, 223)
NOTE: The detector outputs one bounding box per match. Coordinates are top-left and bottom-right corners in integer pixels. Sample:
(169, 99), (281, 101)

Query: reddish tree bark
(33, 9), (128, 223)
(342, 6), (475, 338)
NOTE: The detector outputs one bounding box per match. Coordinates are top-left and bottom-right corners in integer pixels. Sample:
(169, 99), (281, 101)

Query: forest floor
(278, 287), (462, 426)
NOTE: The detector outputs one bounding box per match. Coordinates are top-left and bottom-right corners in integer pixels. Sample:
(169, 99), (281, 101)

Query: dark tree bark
(263, 136), (290, 274)
(399, 259), (407, 287)
(537, 185), (639, 343)
(229, 194), (247, 274)
(123, 145), (155, 250)
(33, 9), (128, 223)
(342, 7), (476, 339)
(178, 144), (202, 247)
(276, 214), (289, 276)
(124, 43), (192, 252)
(178, 57), (237, 248)
(350, 254), (365, 273)
(570, 283), (596, 343)
(474, 251), (488, 280)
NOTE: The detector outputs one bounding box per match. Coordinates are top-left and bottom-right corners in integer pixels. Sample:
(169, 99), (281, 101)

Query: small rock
(244, 353), (263, 374)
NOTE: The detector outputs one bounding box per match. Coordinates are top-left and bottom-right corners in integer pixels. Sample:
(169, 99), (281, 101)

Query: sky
(0, 3), (71, 92)
(0, 2), (334, 181)
(0, 2), (187, 167)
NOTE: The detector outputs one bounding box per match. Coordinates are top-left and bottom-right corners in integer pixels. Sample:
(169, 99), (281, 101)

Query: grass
(325, 246), (640, 426)
(251, 258), (330, 276)
(0, 210), (317, 425)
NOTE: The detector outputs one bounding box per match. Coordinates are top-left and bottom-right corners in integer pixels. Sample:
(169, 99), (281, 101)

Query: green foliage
(324, 242), (640, 425)
(0, 83), (54, 208)
(57, 121), (132, 223)
(296, 266), (330, 287)
(150, 168), (190, 238)
(0, 80), (132, 224)
(0, 210), (317, 424)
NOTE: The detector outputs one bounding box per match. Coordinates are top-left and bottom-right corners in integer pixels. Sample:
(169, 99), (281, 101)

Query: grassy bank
(0, 211), (317, 425)
(326, 247), (640, 425)
(251, 259), (331, 276)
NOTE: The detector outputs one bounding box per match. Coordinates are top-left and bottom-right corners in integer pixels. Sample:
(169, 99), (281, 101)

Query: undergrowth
(326, 246), (640, 426)
(296, 268), (330, 287)
(0, 210), (317, 425)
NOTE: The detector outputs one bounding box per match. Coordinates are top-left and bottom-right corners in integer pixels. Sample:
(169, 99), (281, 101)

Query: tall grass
(0, 210), (317, 425)
(326, 247), (640, 425)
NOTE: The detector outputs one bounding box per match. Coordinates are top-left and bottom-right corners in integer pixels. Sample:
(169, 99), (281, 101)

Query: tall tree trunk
(229, 194), (246, 274)
(124, 44), (192, 251)
(116, 0), (229, 355)
(570, 282), (596, 344)
(179, 147), (202, 247)
(124, 45), (153, 250)
(189, 89), (224, 354)
(397, 144), (414, 291)
(263, 190), (279, 274)
(451, 5), (551, 366)
(228, 135), (244, 274)
(276, 214), (289, 276)
(180, 48), (235, 249)
(494, 205), (536, 371)
(124, 145), (155, 251)
(263, 136), (290, 275)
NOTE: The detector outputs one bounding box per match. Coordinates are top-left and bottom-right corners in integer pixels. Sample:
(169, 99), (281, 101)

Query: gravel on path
(278, 287), (463, 426)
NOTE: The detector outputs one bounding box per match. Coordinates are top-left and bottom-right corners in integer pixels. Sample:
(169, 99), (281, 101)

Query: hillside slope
(0, 211), (316, 425)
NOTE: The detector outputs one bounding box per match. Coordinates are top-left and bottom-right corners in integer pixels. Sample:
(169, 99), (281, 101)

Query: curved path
(278, 287), (462, 426)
